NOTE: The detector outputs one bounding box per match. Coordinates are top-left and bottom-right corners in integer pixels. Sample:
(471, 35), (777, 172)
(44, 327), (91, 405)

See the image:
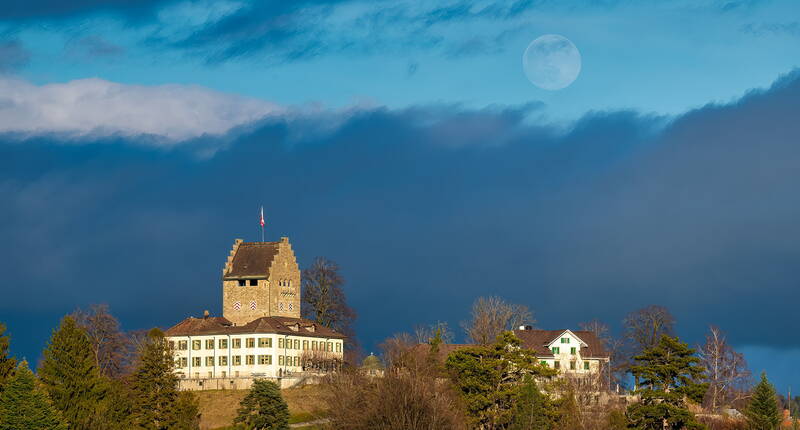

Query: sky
(0, 0), (799, 393)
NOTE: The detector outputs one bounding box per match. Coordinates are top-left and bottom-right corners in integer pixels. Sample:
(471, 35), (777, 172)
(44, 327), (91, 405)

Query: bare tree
(580, 319), (625, 390)
(379, 332), (417, 369)
(462, 296), (535, 345)
(72, 304), (132, 378)
(698, 325), (751, 412)
(622, 305), (675, 389)
(413, 321), (454, 345)
(301, 257), (357, 338)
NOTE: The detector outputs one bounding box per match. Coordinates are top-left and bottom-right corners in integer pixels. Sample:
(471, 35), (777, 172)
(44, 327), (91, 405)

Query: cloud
(0, 0), (171, 22)
(1, 69), (800, 390)
(65, 35), (125, 60)
(0, 77), (281, 141)
(0, 40), (31, 72)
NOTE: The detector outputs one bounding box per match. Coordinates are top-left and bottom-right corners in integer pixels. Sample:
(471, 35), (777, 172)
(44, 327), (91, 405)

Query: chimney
(203, 310), (210, 319)
(519, 325), (533, 331)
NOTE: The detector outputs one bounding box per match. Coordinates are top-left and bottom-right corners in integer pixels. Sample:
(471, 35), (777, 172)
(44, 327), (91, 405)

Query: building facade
(165, 237), (345, 390)
(514, 328), (610, 379)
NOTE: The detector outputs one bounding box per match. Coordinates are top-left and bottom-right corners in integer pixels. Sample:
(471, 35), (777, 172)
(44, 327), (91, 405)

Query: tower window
(238, 280), (246, 287)
(249, 279), (258, 286)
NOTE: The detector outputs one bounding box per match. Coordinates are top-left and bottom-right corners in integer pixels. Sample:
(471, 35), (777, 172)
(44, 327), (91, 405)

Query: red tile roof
(514, 329), (609, 359)
(224, 242), (280, 279)
(165, 315), (345, 339)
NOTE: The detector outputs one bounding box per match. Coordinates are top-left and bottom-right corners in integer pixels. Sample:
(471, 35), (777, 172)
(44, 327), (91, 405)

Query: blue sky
(1, 0), (800, 393)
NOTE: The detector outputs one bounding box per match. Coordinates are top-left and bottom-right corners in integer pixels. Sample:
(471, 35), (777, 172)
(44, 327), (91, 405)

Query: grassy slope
(195, 384), (328, 430)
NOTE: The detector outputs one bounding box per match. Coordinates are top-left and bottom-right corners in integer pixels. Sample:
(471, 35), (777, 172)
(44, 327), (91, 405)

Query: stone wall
(177, 374), (321, 391)
(267, 237), (301, 319)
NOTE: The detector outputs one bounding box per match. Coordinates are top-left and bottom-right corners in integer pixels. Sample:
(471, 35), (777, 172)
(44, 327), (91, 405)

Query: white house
(514, 328), (610, 379)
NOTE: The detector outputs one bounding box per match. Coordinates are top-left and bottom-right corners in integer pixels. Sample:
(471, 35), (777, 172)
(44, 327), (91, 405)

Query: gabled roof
(514, 329), (609, 359)
(224, 241), (280, 279)
(165, 315), (346, 339)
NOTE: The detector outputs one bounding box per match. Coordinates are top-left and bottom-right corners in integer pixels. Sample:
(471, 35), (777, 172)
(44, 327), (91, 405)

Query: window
(246, 338), (255, 348)
(246, 355), (255, 365)
(294, 340), (300, 349)
(169, 341), (175, 349)
(232, 338), (241, 349)
(584, 362), (590, 370)
(554, 361), (561, 369)
(328, 342), (333, 352)
(194, 372), (199, 379)
(336, 343), (341, 353)
(278, 338), (284, 349)
(312, 341), (317, 350)
(258, 355), (272, 365)
(205, 357), (214, 367)
(288, 303), (293, 311)
(219, 339), (228, 349)
(561, 337), (569, 344)
(259, 338), (272, 348)
(221, 371), (226, 378)
(219, 356), (228, 366)
(192, 357), (201, 367)
(303, 340), (308, 350)
(294, 356), (300, 367)
(235, 371), (240, 377)
(207, 371), (212, 378)
(570, 347), (576, 355)
(249, 279), (258, 286)
(192, 340), (201, 350)
(178, 340), (188, 350)
(177, 357), (188, 368)
(540, 360), (548, 366)
(570, 361), (576, 370)
(205, 339), (214, 350)
(551, 347), (560, 354)
(278, 356), (284, 366)
(233, 356), (241, 366)
(238, 279), (246, 286)
(279, 302), (284, 311)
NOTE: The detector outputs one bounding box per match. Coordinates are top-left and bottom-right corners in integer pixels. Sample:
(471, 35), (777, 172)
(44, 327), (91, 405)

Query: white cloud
(0, 77), (282, 142)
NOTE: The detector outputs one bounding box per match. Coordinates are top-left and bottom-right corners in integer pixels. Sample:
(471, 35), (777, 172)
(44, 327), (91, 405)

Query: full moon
(523, 34), (581, 91)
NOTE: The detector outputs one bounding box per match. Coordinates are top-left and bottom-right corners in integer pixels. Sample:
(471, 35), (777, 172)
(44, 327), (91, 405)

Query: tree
(414, 321), (455, 345)
(38, 316), (108, 430)
(509, 377), (559, 430)
(623, 305), (675, 388)
(172, 391), (201, 430)
(72, 304), (132, 378)
(129, 328), (181, 429)
(446, 331), (555, 429)
(744, 373), (781, 430)
(626, 335), (707, 430)
(462, 296), (535, 345)
(0, 361), (66, 430)
(234, 379), (290, 430)
(0, 323), (15, 392)
(698, 326), (751, 411)
(301, 257), (357, 336)
(580, 319), (624, 389)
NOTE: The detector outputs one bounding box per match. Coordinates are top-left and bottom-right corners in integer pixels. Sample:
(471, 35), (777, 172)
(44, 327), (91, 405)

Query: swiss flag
(260, 206), (265, 227)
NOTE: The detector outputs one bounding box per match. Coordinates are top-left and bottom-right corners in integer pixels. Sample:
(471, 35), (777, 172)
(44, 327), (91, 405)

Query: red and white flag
(259, 206), (265, 228)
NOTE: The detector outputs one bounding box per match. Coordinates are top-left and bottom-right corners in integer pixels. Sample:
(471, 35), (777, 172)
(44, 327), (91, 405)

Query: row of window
(541, 360), (591, 370)
(234, 279), (295, 287)
(550, 346), (579, 355)
(237, 279), (260, 286)
(171, 338), (342, 353)
(176, 354), (302, 368)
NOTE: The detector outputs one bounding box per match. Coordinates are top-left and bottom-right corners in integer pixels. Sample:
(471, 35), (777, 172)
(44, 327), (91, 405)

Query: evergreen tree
(626, 335), (706, 430)
(171, 391), (201, 430)
(0, 362), (66, 430)
(509, 377), (559, 430)
(130, 328), (181, 429)
(234, 379), (290, 430)
(744, 372), (781, 430)
(0, 323), (16, 392)
(445, 331), (556, 429)
(38, 316), (108, 429)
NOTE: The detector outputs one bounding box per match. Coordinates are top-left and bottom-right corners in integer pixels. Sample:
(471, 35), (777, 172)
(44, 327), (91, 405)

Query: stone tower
(221, 237), (301, 325)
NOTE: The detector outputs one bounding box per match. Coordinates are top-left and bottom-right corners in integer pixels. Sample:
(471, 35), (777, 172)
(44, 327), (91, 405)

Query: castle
(165, 237), (345, 390)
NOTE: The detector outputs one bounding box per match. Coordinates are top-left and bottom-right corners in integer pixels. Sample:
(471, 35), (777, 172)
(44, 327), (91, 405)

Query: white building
(164, 237), (346, 390)
(514, 328), (610, 381)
